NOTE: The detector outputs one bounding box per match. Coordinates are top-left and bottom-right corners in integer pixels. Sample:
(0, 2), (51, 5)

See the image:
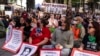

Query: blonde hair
(74, 16), (83, 23)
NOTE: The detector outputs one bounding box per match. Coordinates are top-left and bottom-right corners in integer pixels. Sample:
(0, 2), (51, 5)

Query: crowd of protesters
(0, 8), (100, 56)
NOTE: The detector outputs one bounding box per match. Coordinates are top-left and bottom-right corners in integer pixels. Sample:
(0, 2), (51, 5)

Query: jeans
(61, 48), (71, 56)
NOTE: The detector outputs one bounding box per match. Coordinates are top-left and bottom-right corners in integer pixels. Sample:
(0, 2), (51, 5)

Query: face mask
(72, 21), (78, 25)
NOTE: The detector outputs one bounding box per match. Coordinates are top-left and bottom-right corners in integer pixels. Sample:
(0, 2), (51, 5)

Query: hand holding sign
(55, 44), (63, 49)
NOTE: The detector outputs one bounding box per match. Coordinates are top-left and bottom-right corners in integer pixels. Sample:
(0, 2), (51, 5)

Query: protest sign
(40, 49), (61, 56)
(71, 48), (100, 56)
(13, 43), (38, 56)
(2, 29), (23, 53)
(5, 11), (12, 18)
(5, 25), (12, 43)
(41, 3), (67, 14)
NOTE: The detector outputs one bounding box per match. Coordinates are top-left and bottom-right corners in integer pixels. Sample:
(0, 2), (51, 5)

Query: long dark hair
(64, 19), (71, 31)
(41, 19), (49, 27)
(37, 19), (49, 27)
(92, 22), (100, 44)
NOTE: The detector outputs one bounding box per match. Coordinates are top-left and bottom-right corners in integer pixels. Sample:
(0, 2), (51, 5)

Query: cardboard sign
(40, 49), (61, 56)
(5, 25), (13, 43)
(71, 48), (100, 56)
(41, 3), (67, 14)
(13, 43), (38, 56)
(2, 29), (23, 53)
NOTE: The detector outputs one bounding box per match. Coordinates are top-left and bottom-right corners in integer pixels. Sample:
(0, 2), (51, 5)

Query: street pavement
(0, 37), (13, 56)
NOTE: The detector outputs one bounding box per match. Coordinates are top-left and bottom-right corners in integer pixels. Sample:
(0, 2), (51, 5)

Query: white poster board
(5, 25), (13, 43)
(71, 48), (100, 56)
(40, 49), (61, 56)
(5, 11), (12, 18)
(13, 43), (38, 56)
(41, 3), (67, 14)
(2, 29), (23, 53)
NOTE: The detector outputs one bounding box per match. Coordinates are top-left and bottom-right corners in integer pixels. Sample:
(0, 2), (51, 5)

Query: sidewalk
(0, 38), (13, 56)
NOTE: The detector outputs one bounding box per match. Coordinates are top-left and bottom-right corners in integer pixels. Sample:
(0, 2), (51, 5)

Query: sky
(16, 0), (44, 8)
(35, 0), (44, 8)
(17, 0), (26, 7)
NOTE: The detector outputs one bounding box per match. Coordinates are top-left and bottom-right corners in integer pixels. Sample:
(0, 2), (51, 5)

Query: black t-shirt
(82, 34), (99, 52)
(24, 26), (32, 37)
(24, 26), (31, 32)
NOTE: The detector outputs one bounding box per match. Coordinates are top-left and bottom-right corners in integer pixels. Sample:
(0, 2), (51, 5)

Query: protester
(29, 19), (51, 55)
(51, 19), (74, 56)
(58, 16), (66, 27)
(21, 11), (28, 20)
(2, 15), (11, 28)
(31, 16), (37, 29)
(72, 16), (85, 48)
(48, 14), (58, 33)
(24, 19), (32, 42)
(80, 21), (100, 51)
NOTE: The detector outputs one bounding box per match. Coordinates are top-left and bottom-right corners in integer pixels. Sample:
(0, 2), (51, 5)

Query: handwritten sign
(5, 25), (12, 43)
(41, 3), (67, 14)
(2, 29), (23, 53)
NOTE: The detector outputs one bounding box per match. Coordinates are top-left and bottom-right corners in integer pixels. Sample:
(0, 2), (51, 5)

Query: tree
(10, 0), (17, 3)
(72, 0), (80, 7)
(27, 0), (35, 12)
(88, 0), (99, 12)
(0, 0), (7, 4)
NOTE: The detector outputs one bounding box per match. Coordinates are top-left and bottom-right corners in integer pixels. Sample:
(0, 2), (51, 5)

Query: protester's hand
(20, 26), (24, 30)
(78, 47), (83, 51)
(29, 41), (31, 44)
(35, 43), (39, 46)
(29, 37), (32, 44)
(30, 28), (34, 31)
(55, 44), (63, 49)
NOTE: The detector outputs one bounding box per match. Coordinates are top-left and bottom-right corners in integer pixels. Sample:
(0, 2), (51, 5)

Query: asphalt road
(0, 38), (13, 56)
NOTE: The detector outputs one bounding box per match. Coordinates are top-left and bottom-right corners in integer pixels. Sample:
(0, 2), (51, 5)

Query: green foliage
(72, 0), (80, 3)
(10, 0), (17, 3)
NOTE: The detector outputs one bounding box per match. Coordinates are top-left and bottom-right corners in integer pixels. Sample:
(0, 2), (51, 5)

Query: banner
(2, 29), (23, 53)
(41, 3), (67, 14)
(5, 25), (12, 43)
(13, 43), (38, 56)
(40, 49), (61, 56)
(71, 48), (100, 56)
